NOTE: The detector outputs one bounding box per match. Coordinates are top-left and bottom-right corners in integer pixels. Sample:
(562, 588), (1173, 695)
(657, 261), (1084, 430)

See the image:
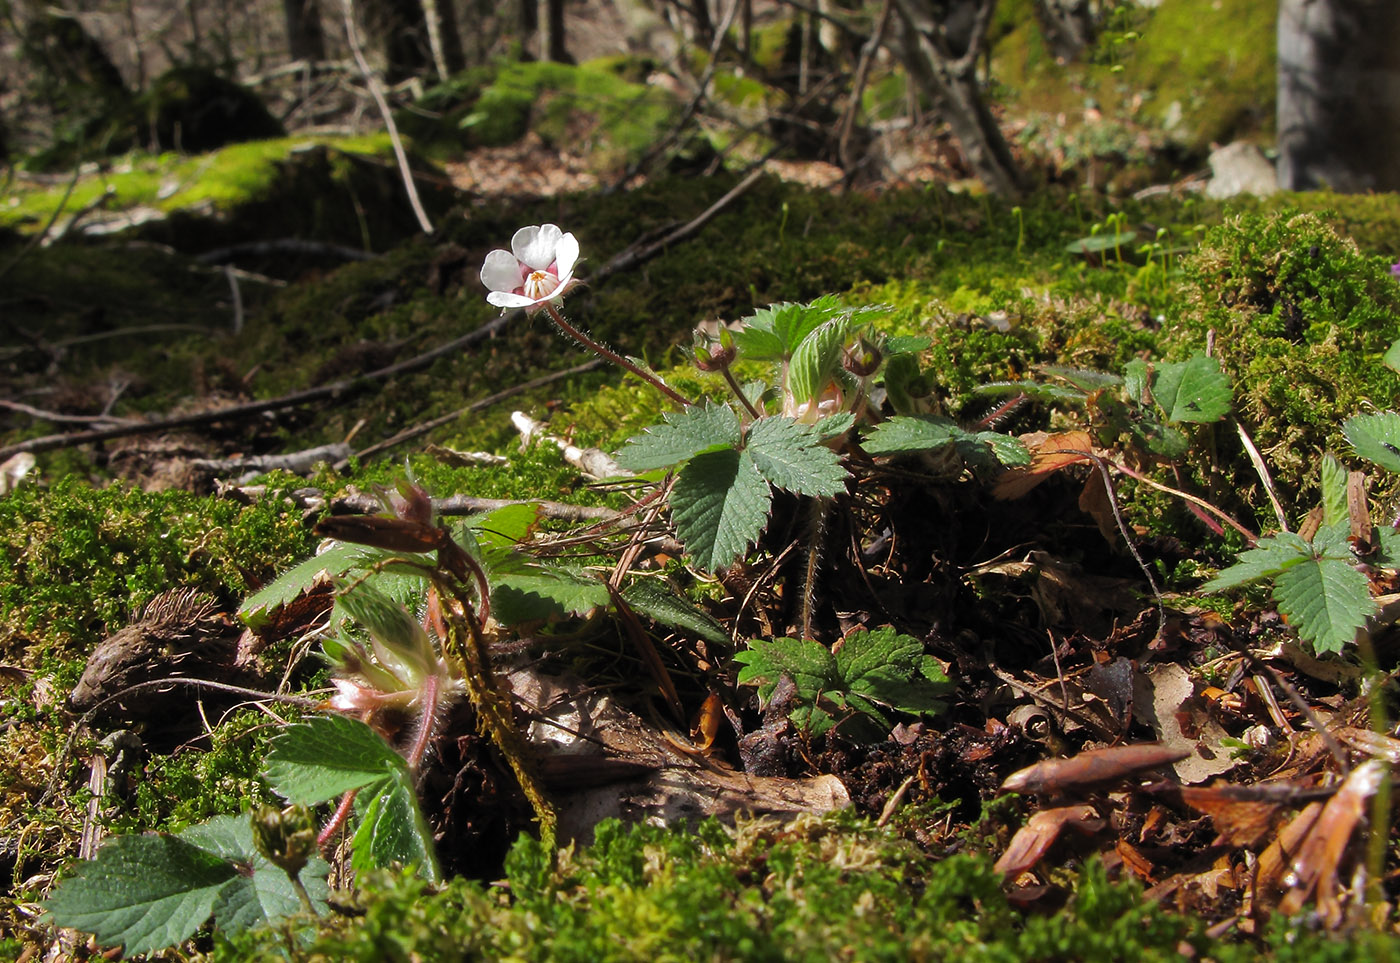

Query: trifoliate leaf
(1201, 531), (1314, 592)
(621, 580), (728, 645)
(834, 627), (951, 718)
(264, 714), (408, 805)
(351, 769), (441, 882)
(670, 448), (772, 572)
(181, 816), (330, 932)
(614, 402), (741, 472)
(238, 542), (373, 630)
(734, 637), (838, 703)
(491, 565), (611, 624)
(1150, 354), (1231, 424)
(787, 316), (849, 407)
(1320, 453), (1349, 527)
(1343, 411), (1400, 473)
(44, 833), (238, 956)
(745, 416), (848, 497)
(1275, 555), (1376, 654)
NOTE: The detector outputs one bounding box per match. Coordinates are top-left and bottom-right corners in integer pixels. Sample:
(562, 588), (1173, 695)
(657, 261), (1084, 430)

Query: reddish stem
(544, 302), (694, 408)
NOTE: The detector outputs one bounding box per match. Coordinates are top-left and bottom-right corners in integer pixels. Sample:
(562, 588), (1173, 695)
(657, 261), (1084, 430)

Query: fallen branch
(0, 312), (515, 461)
(345, 359), (604, 465)
(332, 491), (620, 523)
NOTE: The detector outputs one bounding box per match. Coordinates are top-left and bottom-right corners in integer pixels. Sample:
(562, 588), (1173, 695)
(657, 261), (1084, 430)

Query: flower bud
(695, 341), (737, 372)
(252, 804), (318, 877)
(843, 337), (882, 378)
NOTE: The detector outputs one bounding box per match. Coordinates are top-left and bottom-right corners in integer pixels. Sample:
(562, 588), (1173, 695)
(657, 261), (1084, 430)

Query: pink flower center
(522, 269), (559, 301)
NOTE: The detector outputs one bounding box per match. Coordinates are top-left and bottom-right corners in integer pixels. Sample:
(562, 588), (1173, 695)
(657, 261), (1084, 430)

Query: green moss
(1168, 209), (1400, 518)
(212, 814), (1400, 962)
(0, 475), (315, 660)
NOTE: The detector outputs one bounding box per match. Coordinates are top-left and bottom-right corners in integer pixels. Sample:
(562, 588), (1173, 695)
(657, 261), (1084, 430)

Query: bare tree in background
(1276, 0), (1400, 192)
(1032, 0), (1097, 62)
(523, 0), (570, 62)
(283, 0), (327, 60)
(888, 0), (1023, 196)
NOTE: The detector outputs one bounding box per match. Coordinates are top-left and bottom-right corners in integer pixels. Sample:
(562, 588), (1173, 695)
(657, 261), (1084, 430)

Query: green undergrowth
(400, 58), (683, 171)
(211, 813), (1397, 963)
(0, 135), (393, 232)
(993, 0), (1275, 165)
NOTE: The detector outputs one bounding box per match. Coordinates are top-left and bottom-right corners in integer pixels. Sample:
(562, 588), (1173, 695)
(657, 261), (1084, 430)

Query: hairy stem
(317, 788), (359, 850)
(544, 302), (694, 408)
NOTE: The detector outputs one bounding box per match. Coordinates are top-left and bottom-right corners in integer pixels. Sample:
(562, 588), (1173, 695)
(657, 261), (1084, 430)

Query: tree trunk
(536, 0), (570, 62)
(888, 0), (1023, 198)
(420, 0), (465, 77)
(1032, 0), (1095, 62)
(1276, 0), (1400, 192)
(359, 0), (432, 82)
(283, 0), (327, 60)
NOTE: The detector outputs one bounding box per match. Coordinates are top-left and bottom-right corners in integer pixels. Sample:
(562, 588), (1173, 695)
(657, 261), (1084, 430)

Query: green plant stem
(1357, 634), (1392, 907)
(289, 872), (317, 916)
(544, 302), (694, 408)
(722, 365), (762, 420)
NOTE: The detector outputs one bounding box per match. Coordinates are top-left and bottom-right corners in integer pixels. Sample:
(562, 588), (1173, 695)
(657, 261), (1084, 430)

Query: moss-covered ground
(7, 2), (1400, 954)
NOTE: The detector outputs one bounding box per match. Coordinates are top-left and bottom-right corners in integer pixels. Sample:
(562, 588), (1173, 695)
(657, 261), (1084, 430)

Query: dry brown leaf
(1000, 743), (1190, 797)
(1277, 760), (1384, 926)
(1131, 662), (1238, 784)
(993, 430), (1095, 500)
(994, 804), (1102, 877)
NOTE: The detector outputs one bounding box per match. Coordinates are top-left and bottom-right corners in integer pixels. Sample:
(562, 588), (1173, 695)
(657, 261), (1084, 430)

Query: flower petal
(553, 232), (580, 278)
(487, 290), (539, 309)
(480, 249), (525, 293)
(513, 224), (564, 270)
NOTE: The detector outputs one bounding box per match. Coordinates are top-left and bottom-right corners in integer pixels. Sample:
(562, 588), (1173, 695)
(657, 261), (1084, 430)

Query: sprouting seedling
(1012, 205), (1025, 261)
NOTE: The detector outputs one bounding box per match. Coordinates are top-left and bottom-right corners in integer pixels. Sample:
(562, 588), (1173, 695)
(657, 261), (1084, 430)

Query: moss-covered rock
(136, 66), (285, 155)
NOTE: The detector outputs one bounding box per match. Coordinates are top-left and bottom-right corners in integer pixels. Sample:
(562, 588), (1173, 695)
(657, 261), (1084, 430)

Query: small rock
(1205, 141), (1278, 199)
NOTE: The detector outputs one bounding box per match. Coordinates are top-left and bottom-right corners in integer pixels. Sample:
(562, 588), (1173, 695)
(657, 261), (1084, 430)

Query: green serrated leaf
(467, 502), (544, 548)
(621, 580), (728, 645)
(788, 317), (849, 407)
(745, 416), (848, 496)
(978, 432), (1031, 466)
(1150, 354), (1231, 424)
(182, 816), (330, 932)
(264, 715), (408, 805)
(835, 627), (951, 718)
(1373, 526), (1400, 569)
(884, 335), (932, 354)
(1201, 531), (1314, 592)
(335, 578), (431, 666)
(814, 411), (856, 441)
(614, 402), (741, 472)
(44, 833), (238, 956)
(1343, 411), (1400, 473)
(238, 542), (372, 630)
(1275, 555), (1376, 653)
(351, 768), (441, 882)
(670, 448), (772, 572)
(862, 415), (958, 455)
(1321, 454), (1349, 527)
(734, 637), (838, 703)
(491, 565), (611, 624)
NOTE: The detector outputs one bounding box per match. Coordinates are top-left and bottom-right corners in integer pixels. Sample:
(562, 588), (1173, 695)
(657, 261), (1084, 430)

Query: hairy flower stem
(317, 788), (359, 850)
(544, 302), (694, 408)
(801, 497), (831, 640)
(431, 571), (557, 850)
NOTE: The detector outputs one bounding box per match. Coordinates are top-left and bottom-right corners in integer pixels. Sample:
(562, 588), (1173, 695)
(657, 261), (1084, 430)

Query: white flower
(480, 224), (580, 315)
